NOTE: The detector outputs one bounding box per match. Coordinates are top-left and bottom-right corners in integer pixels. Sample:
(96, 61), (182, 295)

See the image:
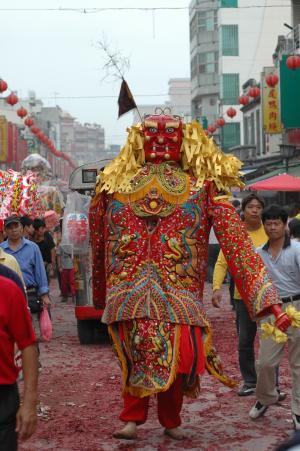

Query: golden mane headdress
(98, 121), (244, 194)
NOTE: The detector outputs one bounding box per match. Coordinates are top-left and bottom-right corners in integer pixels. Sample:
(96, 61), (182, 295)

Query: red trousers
(60, 268), (76, 296)
(120, 376), (183, 428)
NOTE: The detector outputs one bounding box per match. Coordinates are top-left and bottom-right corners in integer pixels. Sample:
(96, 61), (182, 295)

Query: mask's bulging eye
(148, 127), (158, 133)
(166, 127), (175, 133)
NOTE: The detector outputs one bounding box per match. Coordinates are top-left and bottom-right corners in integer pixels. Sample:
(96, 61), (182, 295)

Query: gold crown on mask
(97, 119), (244, 195)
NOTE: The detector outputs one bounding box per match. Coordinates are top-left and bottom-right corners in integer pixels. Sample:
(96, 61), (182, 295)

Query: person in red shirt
(0, 275), (38, 450)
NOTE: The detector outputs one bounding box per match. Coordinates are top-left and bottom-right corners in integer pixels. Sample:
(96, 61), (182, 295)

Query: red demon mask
(142, 114), (183, 164)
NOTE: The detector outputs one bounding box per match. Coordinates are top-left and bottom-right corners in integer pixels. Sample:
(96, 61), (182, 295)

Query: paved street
(19, 281), (295, 451)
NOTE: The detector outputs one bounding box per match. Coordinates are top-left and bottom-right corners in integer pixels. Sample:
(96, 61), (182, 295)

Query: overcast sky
(0, 0), (191, 146)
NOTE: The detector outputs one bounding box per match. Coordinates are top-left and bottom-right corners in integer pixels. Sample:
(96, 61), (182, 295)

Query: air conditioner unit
(294, 24), (300, 52)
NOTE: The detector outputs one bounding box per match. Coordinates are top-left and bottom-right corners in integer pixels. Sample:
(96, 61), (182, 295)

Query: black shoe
(249, 401), (268, 419)
(238, 384), (256, 396)
(292, 413), (300, 430)
(277, 389), (286, 402)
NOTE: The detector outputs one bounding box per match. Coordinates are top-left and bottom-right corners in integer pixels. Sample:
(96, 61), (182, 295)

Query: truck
(68, 159), (110, 344)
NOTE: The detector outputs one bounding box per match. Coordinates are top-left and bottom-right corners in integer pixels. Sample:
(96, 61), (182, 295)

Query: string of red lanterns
(0, 78), (76, 168)
(202, 51), (298, 140)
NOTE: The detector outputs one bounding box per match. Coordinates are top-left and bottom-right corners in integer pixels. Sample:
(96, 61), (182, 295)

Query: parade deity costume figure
(90, 113), (286, 437)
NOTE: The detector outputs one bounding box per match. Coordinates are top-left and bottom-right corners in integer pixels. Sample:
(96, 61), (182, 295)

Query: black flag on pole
(118, 79), (137, 118)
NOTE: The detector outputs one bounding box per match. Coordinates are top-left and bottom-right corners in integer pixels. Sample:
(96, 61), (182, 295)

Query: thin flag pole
(97, 41), (141, 121)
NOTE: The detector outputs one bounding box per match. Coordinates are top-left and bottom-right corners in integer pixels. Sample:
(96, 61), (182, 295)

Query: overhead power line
(41, 94), (171, 99)
(0, 4), (292, 13)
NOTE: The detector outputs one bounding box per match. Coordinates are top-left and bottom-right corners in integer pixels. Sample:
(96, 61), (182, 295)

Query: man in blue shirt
(0, 215), (50, 308)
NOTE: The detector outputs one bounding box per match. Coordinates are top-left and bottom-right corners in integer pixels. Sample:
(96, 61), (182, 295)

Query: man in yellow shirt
(212, 194), (267, 396)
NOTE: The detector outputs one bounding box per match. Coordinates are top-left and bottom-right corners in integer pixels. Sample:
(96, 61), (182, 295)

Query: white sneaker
(249, 401), (268, 419)
(292, 413), (300, 430)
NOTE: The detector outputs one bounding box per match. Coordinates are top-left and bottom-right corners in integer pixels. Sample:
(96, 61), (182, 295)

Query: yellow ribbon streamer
(261, 323), (288, 343)
(98, 120), (245, 195)
(286, 305), (300, 328)
(260, 305), (300, 343)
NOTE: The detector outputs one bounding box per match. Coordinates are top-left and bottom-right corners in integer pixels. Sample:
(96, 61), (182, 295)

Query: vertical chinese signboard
(262, 67), (282, 134)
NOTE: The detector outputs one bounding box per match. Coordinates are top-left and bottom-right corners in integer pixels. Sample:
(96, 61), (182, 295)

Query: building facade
(189, 0), (291, 151)
(0, 92), (106, 179)
(73, 122), (105, 165)
(190, 0), (219, 129)
(293, 0), (300, 26)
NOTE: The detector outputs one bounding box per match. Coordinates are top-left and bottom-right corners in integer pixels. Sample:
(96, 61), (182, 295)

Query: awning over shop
(248, 173), (300, 191)
(246, 164), (300, 185)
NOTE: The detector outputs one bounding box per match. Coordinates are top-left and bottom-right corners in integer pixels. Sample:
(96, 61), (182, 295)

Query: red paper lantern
(6, 93), (18, 106)
(30, 125), (41, 138)
(265, 74), (278, 87)
(226, 107), (237, 119)
(30, 126), (40, 135)
(239, 95), (249, 106)
(0, 79), (8, 93)
(216, 117), (225, 127)
(24, 117), (34, 127)
(17, 107), (28, 118)
(207, 124), (216, 134)
(40, 135), (49, 144)
(286, 55), (300, 70)
(249, 86), (260, 98)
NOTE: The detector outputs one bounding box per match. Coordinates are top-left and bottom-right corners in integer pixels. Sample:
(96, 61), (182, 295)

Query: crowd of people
(0, 212), (78, 449)
(212, 198), (300, 428)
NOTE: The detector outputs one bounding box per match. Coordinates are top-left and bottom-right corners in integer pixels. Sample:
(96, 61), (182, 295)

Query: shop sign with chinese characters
(262, 68), (282, 134)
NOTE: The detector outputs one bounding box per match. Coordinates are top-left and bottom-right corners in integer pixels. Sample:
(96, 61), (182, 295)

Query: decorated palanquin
(89, 114), (282, 398)
(0, 169), (44, 219)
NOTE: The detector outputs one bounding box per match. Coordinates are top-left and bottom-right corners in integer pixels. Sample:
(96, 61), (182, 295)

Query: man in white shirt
(249, 205), (300, 431)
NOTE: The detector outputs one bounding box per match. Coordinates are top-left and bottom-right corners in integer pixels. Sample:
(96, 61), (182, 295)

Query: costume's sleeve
(89, 192), (106, 309)
(208, 183), (281, 320)
(212, 250), (228, 291)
